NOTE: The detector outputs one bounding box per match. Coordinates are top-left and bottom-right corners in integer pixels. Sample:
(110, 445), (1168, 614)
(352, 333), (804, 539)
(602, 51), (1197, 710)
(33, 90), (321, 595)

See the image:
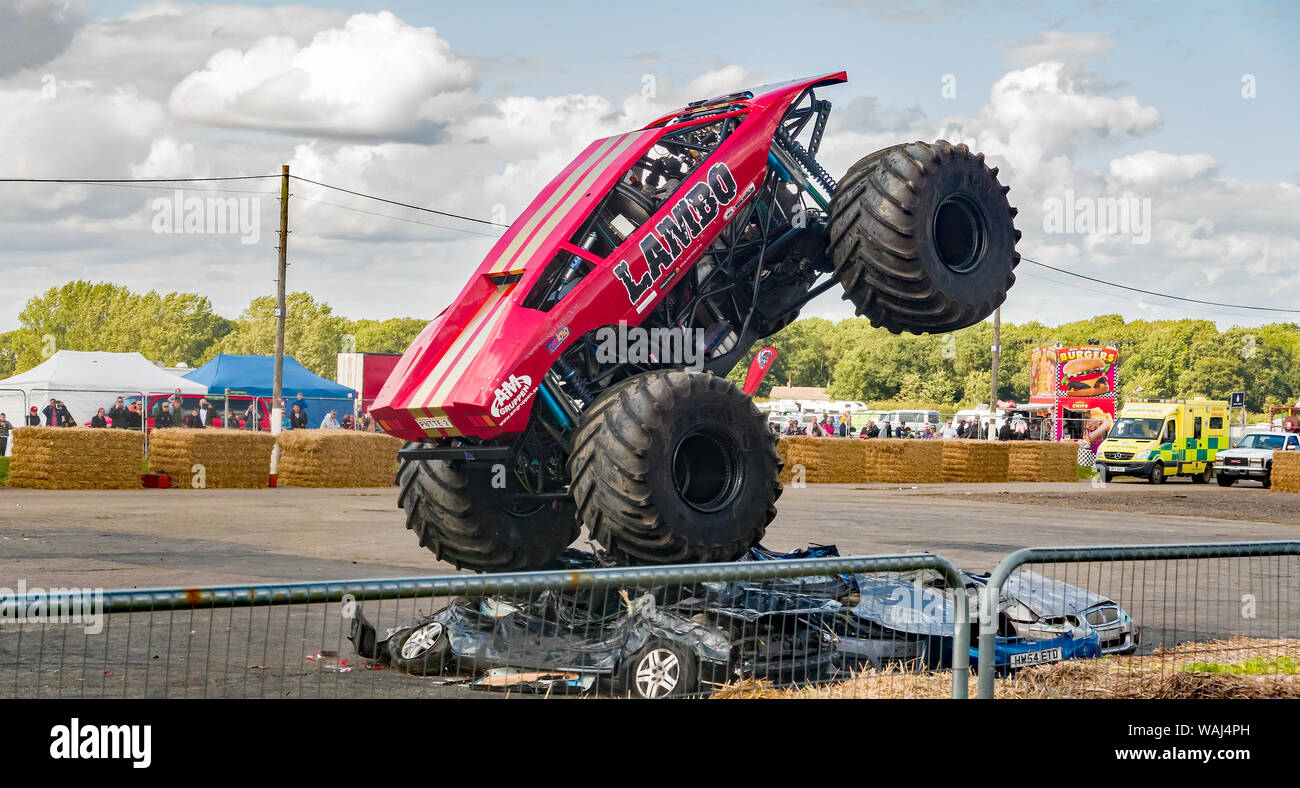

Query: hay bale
(940, 440), (1009, 482)
(7, 426), (143, 490)
(861, 439), (943, 484)
(276, 430), (402, 487)
(1273, 450), (1300, 493)
(776, 436), (868, 483)
(1006, 441), (1079, 482)
(146, 429), (276, 489)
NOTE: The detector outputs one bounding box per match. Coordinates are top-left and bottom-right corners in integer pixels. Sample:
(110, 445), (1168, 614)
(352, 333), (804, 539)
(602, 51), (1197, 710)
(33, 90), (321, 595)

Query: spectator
(243, 402), (260, 430)
(321, 410), (341, 429)
(26, 406), (40, 426)
(359, 412), (376, 432)
(291, 393), (308, 419)
(290, 403), (308, 430)
(341, 414), (355, 430)
(184, 408), (205, 428)
(156, 401), (174, 429)
(56, 401), (74, 427)
(122, 402), (142, 430)
(196, 398), (217, 428)
(108, 397), (130, 428)
(998, 420), (1012, 441)
(90, 408), (108, 428)
(940, 421), (957, 439)
(882, 420), (893, 439)
(0, 412), (12, 455)
(784, 419), (800, 436)
(837, 413), (849, 437)
(42, 398), (59, 426)
(169, 388), (184, 415)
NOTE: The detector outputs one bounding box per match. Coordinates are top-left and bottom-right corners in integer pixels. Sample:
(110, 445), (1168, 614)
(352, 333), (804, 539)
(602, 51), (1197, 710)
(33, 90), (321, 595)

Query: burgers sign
(1054, 346), (1118, 398)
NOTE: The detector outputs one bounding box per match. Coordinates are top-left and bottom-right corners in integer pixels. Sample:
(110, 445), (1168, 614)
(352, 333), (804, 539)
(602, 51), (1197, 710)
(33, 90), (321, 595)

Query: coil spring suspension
(774, 126), (837, 195)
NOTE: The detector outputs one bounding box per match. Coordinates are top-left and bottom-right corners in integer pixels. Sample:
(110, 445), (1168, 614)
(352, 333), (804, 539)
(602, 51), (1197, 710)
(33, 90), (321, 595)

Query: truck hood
(1217, 447), (1275, 459)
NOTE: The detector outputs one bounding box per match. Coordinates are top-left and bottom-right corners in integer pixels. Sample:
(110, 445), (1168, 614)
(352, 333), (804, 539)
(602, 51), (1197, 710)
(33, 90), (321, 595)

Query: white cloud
(0, 0), (85, 76)
(169, 11), (480, 139)
(1107, 150), (1220, 186)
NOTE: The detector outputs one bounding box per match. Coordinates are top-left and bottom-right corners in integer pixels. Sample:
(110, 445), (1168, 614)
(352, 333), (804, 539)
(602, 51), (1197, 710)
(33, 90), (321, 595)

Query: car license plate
(1011, 647), (1062, 668)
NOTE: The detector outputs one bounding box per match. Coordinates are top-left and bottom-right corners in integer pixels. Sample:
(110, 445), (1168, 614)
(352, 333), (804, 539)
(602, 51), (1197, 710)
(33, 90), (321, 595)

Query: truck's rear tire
(827, 140), (1019, 334)
(397, 447), (579, 573)
(568, 370), (780, 565)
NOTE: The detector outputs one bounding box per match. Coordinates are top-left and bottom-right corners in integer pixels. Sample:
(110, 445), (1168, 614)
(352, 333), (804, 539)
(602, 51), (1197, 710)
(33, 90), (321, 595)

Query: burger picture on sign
(1061, 357), (1111, 397)
(1054, 346), (1118, 398)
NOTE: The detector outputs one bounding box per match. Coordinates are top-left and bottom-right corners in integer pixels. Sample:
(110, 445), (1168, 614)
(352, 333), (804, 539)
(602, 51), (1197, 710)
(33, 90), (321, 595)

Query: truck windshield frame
(1110, 417), (1162, 441)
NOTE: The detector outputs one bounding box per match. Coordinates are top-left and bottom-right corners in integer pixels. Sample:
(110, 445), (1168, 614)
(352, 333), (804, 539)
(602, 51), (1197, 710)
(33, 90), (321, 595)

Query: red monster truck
(370, 72), (1020, 572)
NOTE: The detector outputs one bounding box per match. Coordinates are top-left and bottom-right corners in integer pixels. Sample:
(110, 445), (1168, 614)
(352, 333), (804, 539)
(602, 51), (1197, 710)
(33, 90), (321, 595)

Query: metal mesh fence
(0, 553), (971, 699)
(976, 543), (1300, 698)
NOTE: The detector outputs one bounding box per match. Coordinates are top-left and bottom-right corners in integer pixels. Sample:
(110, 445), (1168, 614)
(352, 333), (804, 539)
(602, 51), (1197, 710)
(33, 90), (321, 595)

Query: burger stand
(1028, 345), (1120, 462)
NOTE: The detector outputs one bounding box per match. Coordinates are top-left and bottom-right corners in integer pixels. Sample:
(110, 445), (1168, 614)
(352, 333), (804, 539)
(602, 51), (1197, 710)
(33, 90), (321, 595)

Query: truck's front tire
(397, 448), (579, 573)
(568, 370), (780, 565)
(827, 140), (1019, 334)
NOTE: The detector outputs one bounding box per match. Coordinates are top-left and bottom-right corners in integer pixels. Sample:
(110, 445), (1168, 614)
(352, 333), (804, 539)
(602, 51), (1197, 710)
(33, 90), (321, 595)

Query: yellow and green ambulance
(1095, 399), (1229, 484)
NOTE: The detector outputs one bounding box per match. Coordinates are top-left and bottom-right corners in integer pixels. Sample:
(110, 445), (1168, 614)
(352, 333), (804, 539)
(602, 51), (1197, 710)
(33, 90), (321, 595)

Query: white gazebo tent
(0, 351), (207, 451)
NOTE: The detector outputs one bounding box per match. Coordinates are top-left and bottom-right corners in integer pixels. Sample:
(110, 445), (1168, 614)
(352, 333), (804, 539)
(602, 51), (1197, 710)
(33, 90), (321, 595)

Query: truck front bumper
(1096, 460), (1157, 478)
(1213, 465), (1268, 479)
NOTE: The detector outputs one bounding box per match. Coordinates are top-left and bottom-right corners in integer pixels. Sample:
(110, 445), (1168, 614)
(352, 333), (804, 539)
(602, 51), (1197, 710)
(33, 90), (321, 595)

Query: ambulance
(1094, 399), (1230, 484)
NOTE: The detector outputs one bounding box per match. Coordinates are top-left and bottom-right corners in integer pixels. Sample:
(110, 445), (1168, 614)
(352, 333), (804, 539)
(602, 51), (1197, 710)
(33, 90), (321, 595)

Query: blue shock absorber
(536, 383), (572, 431)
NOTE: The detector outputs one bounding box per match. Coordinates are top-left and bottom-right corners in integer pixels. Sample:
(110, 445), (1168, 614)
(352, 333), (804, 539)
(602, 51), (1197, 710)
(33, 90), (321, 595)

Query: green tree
(212, 292), (348, 377)
(13, 280), (230, 371)
(347, 318), (428, 355)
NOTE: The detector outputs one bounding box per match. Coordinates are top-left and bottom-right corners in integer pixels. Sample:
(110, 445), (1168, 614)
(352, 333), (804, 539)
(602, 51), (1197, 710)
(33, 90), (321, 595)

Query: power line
(291, 193), (503, 238)
(0, 175), (279, 183)
(1016, 270), (1271, 322)
(289, 175), (509, 228)
(1022, 257), (1300, 315)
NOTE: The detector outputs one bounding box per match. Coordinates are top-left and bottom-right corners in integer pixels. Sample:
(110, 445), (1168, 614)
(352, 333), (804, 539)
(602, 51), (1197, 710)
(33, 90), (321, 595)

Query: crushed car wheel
(387, 619), (450, 676)
(398, 446), (579, 573)
(568, 370), (781, 565)
(622, 640), (698, 699)
(827, 140), (1019, 334)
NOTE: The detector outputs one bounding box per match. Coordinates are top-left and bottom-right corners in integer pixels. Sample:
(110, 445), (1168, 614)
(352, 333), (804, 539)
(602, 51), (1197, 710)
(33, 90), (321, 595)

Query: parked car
(1213, 430), (1300, 487)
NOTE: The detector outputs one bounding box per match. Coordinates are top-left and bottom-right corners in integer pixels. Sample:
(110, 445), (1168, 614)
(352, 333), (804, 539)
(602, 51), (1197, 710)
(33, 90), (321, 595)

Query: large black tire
(568, 370), (780, 565)
(397, 447), (579, 573)
(827, 140), (1019, 334)
(1217, 475), (1236, 487)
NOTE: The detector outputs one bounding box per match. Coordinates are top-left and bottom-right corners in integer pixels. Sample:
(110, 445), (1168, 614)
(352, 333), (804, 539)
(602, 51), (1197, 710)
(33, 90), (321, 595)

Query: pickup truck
(1213, 431), (1300, 487)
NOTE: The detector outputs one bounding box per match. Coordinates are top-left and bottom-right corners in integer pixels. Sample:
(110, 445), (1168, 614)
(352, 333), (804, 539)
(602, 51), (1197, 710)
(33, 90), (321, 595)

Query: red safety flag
(743, 346), (779, 396)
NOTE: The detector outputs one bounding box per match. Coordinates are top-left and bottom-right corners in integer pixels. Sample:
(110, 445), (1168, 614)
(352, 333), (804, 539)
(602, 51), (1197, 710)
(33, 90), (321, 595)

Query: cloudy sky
(1, 0), (1296, 332)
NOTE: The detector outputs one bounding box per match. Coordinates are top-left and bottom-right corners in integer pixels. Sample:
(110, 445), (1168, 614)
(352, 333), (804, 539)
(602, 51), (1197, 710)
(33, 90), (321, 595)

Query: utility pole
(989, 306), (1001, 414)
(269, 164), (289, 484)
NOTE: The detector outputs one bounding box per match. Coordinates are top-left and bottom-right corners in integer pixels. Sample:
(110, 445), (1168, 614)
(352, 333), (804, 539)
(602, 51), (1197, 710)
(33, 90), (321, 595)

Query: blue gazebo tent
(183, 354), (357, 426)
